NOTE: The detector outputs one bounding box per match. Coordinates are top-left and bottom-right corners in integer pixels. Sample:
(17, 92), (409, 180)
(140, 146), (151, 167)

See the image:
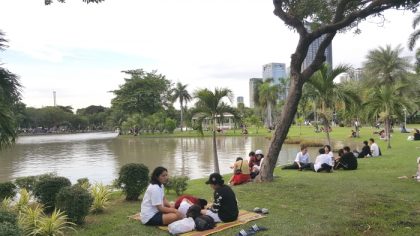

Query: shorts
(145, 212), (163, 226)
(205, 210), (221, 223)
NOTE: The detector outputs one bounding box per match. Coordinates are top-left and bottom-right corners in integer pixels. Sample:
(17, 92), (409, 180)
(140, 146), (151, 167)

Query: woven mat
(129, 210), (266, 236)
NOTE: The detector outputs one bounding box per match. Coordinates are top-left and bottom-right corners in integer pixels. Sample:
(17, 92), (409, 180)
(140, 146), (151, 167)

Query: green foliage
(18, 204), (43, 235)
(14, 173), (56, 192)
(117, 163), (149, 201)
(164, 118), (177, 133)
(111, 69), (172, 116)
(75, 178), (91, 190)
(32, 209), (75, 236)
(0, 211), (20, 236)
(0, 182), (16, 201)
(165, 176), (189, 196)
(90, 183), (111, 213)
(56, 186), (93, 224)
(33, 176), (71, 213)
(15, 188), (31, 212)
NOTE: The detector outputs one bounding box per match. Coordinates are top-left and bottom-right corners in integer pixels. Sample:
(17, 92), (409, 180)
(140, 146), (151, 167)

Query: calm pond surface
(0, 132), (322, 184)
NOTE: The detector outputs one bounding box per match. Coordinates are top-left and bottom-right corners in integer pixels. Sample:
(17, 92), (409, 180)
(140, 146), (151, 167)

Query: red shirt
(174, 195), (199, 209)
(248, 156), (262, 169)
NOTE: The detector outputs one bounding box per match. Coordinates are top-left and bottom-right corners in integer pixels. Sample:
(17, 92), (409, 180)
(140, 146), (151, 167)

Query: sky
(0, 0), (417, 110)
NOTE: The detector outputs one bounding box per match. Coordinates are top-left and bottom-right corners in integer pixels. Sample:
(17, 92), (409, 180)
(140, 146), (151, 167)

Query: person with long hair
(140, 166), (182, 226)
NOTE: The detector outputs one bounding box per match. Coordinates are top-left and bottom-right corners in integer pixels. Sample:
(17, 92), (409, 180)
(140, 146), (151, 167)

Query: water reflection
(0, 133), (322, 185)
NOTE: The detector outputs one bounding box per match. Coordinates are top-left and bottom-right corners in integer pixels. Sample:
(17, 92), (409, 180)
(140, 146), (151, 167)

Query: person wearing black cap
(202, 173), (238, 223)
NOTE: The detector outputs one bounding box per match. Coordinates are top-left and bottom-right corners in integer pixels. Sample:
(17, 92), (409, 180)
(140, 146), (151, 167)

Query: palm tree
(363, 45), (411, 87)
(408, 13), (420, 51)
(0, 31), (22, 149)
(171, 82), (192, 132)
(258, 80), (278, 128)
(191, 88), (239, 173)
(364, 83), (415, 149)
(305, 63), (359, 145)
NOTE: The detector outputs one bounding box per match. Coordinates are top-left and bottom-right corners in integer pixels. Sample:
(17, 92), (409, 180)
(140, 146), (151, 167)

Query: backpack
(194, 215), (216, 231)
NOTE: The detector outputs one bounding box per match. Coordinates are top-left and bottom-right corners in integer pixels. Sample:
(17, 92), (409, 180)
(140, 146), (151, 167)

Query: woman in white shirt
(140, 166), (182, 226)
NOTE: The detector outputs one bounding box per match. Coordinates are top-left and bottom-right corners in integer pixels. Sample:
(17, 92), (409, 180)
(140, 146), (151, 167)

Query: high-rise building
(301, 23), (333, 71)
(262, 63), (287, 84)
(236, 96), (244, 106)
(249, 78), (263, 108)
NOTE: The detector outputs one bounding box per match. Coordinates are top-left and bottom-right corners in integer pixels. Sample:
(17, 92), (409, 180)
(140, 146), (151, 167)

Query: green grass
(72, 125), (420, 236)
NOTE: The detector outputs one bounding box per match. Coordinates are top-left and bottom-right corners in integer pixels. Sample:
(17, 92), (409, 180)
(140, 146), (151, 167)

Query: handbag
(234, 160), (243, 175)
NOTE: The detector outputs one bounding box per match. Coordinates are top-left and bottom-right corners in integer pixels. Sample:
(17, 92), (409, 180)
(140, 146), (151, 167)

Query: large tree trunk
(257, 74), (305, 181)
(267, 103), (272, 127)
(212, 118), (220, 173)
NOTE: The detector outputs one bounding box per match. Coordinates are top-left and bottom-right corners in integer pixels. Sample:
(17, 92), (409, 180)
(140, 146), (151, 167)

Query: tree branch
(273, 0), (307, 36)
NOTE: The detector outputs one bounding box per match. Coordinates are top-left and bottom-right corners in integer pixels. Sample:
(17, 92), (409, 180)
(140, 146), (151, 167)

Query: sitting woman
(229, 157), (251, 185)
(140, 166), (182, 226)
(357, 141), (372, 158)
(349, 130), (357, 138)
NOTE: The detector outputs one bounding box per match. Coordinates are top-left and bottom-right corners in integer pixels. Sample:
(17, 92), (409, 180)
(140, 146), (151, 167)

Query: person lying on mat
(202, 173), (238, 223)
(174, 195), (208, 218)
(140, 166), (182, 226)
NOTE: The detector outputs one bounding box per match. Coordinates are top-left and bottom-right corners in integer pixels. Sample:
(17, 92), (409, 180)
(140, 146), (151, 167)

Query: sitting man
(334, 146), (358, 170)
(282, 145), (311, 170)
(369, 138), (381, 157)
(202, 173), (238, 223)
(312, 148), (333, 172)
(357, 141), (372, 158)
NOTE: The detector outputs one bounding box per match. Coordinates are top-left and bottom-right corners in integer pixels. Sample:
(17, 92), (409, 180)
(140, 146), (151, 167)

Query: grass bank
(73, 125), (420, 236)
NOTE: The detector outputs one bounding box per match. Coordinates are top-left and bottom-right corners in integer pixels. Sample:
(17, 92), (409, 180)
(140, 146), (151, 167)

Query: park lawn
(72, 126), (420, 236)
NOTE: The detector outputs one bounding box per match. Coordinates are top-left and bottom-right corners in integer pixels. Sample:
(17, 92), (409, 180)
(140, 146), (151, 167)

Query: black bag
(194, 215), (216, 231)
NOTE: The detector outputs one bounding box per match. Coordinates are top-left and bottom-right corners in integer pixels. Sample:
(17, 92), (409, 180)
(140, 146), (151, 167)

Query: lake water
(0, 133), (321, 184)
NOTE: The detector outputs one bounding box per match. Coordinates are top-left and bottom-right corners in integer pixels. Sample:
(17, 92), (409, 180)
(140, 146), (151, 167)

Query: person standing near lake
(202, 173), (238, 223)
(140, 166), (182, 226)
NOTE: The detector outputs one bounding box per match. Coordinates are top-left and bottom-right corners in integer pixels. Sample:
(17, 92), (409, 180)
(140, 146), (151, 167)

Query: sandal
(236, 229), (256, 236)
(253, 207), (262, 213)
(250, 224), (268, 232)
(261, 208), (269, 214)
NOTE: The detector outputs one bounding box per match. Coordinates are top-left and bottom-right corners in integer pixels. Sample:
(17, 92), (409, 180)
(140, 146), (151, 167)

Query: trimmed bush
(33, 176), (71, 213)
(117, 163), (149, 201)
(0, 182), (16, 201)
(164, 118), (177, 133)
(15, 173), (56, 192)
(165, 176), (189, 196)
(0, 211), (20, 236)
(56, 186), (93, 224)
(75, 178), (91, 190)
(90, 183), (111, 213)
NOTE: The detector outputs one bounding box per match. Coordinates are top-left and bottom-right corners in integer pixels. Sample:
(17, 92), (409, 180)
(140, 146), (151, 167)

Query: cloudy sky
(0, 0), (416, 110)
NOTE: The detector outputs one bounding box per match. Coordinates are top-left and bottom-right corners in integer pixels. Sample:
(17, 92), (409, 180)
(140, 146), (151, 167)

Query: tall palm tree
(408, 13), (420, 52)
(0, 30), (22, 149)
(258, 80), (278, 128)
(171, 82), (192, 132)
(191, 88), (239, 173)
(305, 63), (359, 145)
(364, 83), (415, 149)
(363, 45), (411, 87)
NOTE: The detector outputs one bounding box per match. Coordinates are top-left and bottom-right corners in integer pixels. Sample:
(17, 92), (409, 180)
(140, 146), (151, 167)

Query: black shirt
(209, 185), (238, 222)
(341, 152), (358, 170)
(358, 145), (371, 158)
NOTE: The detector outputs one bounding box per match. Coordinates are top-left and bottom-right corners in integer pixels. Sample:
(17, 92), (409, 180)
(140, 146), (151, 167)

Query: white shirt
(295, 151), (310, 164)
(140, 184), (164, 224)
(371, 143), (380, 157)
(178, 199), (192, 218)
(314, 154), (333, 172)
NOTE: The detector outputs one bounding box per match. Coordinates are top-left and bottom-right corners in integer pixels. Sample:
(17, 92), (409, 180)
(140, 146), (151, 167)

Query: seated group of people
(140, 167), (238, 229)
(228, 149), (265, 186)
(408, 128), (420, 141)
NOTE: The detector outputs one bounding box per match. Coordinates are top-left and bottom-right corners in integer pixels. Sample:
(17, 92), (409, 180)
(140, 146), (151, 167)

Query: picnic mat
(129, 210), (266, 236)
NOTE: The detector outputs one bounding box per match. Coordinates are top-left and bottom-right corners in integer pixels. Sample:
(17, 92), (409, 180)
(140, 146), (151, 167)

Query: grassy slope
(73, 125), (420, 236)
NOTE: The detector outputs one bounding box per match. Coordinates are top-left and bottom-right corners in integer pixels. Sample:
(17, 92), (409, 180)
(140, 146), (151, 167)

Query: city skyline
(0, 1), (416, 109)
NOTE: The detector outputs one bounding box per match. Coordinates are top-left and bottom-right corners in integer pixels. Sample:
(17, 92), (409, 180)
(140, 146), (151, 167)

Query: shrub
(18, 204), (43, 235)
(15, 173), (57, 192)
(117, 163), (149, 201)
(164, 118), (177, 133)
(90, 183), (111, 213)
(33, 176), (71, 213)
(0, 211), (20, 236)
(15, 188), (31, 212)
(0, 182), (17, 201)
(166, 176), (189, 196)
(75, 178), (91, 190)
(55, 186), (93, 224)
(32, 209), (75, 235)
